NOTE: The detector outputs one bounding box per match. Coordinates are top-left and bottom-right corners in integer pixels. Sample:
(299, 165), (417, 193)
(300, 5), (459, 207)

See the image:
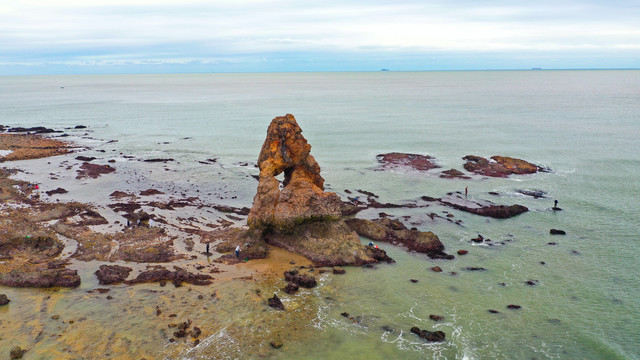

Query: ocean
(1, 70), (639, 359)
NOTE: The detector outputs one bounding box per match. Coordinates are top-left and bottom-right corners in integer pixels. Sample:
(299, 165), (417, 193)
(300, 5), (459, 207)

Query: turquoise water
(1, 70), (640, 359)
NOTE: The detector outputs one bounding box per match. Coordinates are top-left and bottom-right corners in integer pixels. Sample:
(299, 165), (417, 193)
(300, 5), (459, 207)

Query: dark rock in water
(9, 126), (59, 134)
(356, 189), (378, 198)
(268, 294), (285, 310)
(410, 326), (446, 342)
(125, 266), (213, 287)
(283, 270), (317, 288)
(438, 193), (528, 219)
(507, 304), (522, 310)
(74, 125), (87, 129)
(95, 265), (132, 285)
(376, 152), (440, 171)
(517, 189), (547, 198)
(0, 266), (81, 288)
(463, 155), (543, 177)
(431, 266), (443, 273)
(173, 329), (187, 338)
(76, 162), (115, 179)
(0, 294), (10, 305)
(143, 158), (175, 163)
(10, 346), (25, 359)
(547, 242), (557, 245)
(270, 340), (283, 349)
(340, 312), (350, 317)
(464, 267), (486, 271)
(429, 314), (444, 321)
(283, 282), (299, 294)
(471, 234), (485, 243)
(332, 266), (346, 274)
(439, 168), (471, 179)
(525, 280), (539, 286)
(457, 249), (468, 255)
(488, 309), (500, 314)
(75, 156), (96, 162)
(45, 187), (68, 196)
(550, 229), (566, 235)
(345, 217), (452, 260)
(140, 188), (165, 196)
(410, 279), (419, 283)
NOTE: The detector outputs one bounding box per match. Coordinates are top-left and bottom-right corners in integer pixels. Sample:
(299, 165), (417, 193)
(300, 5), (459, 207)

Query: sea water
(1, 70), (639, 359)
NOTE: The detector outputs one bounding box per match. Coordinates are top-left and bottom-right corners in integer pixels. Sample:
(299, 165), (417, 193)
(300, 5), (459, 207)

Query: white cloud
(1, 0), (639, 71)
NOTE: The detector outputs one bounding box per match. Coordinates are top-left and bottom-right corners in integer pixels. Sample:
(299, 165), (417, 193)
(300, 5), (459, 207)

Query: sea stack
(247, 114), (392, 266)
(248, 114), (342, 230)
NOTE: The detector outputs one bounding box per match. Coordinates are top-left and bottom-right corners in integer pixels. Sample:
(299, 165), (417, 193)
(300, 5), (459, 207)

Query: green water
(1, 70), (639, 359)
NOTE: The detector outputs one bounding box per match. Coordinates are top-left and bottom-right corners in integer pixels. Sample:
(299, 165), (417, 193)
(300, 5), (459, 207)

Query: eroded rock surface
(463, 155), (543, 177)
(345, 218), (453, 259)
(377, 152), (440, 171)
(247, 114), (342, 230)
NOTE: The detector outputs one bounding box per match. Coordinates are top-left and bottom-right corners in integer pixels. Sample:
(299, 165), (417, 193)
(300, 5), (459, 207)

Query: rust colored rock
(377, 152), (440, 171)
(95, 264), (132, 285)
(431, 266), (443, 272)
(463, 155), (543, 177)
(457, 249), (468, 255)
(76, 162), (115, 179)
(248, 114), (342, 230)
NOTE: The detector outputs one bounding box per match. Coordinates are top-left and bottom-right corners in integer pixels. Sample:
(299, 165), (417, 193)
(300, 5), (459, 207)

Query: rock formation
(463, 155), (544, 177)
(246, 114), (392, 266)
(376, 152), (440, 171)
(248, 114), (342, 230)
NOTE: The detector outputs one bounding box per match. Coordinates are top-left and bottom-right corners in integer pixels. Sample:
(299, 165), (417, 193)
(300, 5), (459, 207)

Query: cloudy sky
(1, 0), (639, 74)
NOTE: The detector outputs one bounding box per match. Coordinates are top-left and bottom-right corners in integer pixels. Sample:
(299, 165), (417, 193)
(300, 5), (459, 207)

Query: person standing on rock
(465, 186), (468, 198)
(235, 244), (241, 258)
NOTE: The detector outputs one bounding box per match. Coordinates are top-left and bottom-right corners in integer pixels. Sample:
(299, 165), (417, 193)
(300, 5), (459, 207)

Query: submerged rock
(410, 326), (446, 342)
(0, 294), (9, 305)
(376, 152), (440, 171)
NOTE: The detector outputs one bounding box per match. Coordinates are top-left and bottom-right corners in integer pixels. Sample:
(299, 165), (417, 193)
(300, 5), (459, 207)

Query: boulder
(268, 294), (285, 310)
(0, 294), (9, 305)
(95, 264), (133, 285)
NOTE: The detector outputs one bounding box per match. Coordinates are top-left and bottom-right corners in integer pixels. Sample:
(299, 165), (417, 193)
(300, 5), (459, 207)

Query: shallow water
(1, 70), (639, 359)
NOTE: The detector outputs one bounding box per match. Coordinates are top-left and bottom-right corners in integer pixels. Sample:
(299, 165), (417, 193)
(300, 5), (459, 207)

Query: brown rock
(463, 155), (543, 177)
(247, 114), (341, 230)
(345, 218), (452, 259)
(376, 152), (440, 171)
(95, 265), (132, 285)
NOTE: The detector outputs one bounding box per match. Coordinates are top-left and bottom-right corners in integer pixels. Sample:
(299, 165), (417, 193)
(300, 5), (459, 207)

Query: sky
(1, 0), (639, 75)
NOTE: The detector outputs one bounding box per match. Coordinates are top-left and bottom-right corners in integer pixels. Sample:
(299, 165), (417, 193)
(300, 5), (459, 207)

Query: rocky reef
(463, 155), (544, 177)
(376, 152), (440, 171)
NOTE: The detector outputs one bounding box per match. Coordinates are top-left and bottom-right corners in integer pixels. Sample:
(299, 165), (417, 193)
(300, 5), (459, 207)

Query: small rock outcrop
(435, 193), (528, 219)
(345, 218), (452, 259)
(0, 293), (9, 305)
(463, 155), (544, 177)
(376, 152), (440, 171)
(410, 326), (446, 342)
(95, 264), (133, 285)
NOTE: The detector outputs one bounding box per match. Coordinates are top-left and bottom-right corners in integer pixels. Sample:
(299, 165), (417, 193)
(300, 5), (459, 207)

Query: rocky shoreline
(1, 118), (553, 358)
